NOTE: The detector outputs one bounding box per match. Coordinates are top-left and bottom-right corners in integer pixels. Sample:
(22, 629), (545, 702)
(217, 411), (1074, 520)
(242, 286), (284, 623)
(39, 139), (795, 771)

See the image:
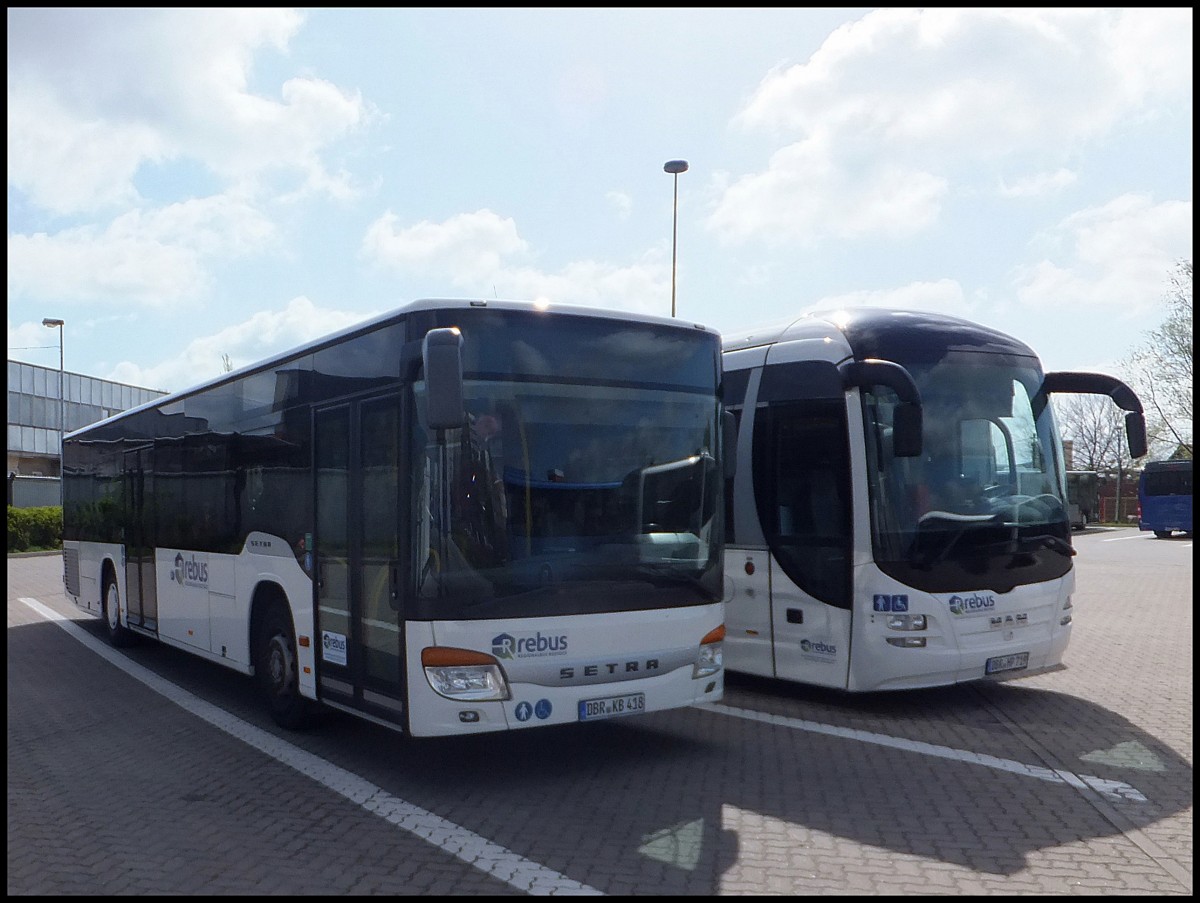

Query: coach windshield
(862, 353), (1073, 594)
(410, 314), (723, 620)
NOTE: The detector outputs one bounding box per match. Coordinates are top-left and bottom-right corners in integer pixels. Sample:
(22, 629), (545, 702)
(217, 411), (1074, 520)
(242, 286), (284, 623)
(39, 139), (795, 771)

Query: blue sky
(7, 8), (1193, 394)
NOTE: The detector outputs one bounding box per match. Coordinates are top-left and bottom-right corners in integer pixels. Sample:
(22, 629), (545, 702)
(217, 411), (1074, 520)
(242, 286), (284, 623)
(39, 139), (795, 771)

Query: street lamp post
(42, 318), (65, 504)
(663, 159), (689, 318)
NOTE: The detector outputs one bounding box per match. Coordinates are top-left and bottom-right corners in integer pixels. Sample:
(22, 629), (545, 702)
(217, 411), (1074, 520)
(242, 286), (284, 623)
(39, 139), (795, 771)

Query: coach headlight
(693, 625), (725, 678)
(886, 613), (927, 631)
(421, 647), (510, 701)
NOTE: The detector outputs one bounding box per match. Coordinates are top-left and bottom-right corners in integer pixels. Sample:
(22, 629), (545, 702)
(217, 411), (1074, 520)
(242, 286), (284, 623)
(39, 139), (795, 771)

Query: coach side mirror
(839, 358), (923, 457)
(723, 410), (738, 479)
(1041, 371), (1147, 460)
(1126, 412), (1147, 460)
(422, 328), (464, 431)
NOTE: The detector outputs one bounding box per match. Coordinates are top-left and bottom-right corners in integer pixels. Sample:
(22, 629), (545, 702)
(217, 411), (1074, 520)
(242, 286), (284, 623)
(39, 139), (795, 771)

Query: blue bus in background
(1138, 459), (1193, 538)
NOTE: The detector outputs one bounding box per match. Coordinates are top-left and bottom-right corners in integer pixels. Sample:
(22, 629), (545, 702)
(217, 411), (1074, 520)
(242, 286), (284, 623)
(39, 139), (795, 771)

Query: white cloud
(707, 138), (947, 244)
(998, 169), (1078, 199)
(361, 209), (531, 280)
(607, 190), (633, 220)
(7, 87), (167, 216)
(360, 209), (672, 316)
(106, 296), (378, 392)
(7, 8), (374, 214)
(711, 8), (1192, 246)
(1014, 194), (1193, 316)
(6, 196), (278, 306)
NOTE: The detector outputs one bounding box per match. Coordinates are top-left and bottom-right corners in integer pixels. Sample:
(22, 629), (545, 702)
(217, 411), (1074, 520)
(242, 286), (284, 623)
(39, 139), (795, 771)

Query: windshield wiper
(908, 516), (1074, 570)
(968, 533), (1076, 559)
(1020, 533), (1075, 556)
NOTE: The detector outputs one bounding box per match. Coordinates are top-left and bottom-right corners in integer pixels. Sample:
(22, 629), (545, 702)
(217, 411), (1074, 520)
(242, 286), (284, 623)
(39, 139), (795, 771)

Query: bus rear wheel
(1154, 530), (1173, 539)
(102, 573), (135, 648)
(256, 603), (313, 730)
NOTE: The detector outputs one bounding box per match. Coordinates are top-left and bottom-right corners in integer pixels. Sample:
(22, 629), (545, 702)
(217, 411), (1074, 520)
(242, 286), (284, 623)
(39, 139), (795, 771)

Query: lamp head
(663, 160), (689, 174)
(42, 318), (65, 328)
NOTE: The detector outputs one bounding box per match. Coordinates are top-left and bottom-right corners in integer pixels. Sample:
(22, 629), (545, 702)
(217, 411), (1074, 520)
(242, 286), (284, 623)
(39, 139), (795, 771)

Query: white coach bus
(721, 307), (1145, 692)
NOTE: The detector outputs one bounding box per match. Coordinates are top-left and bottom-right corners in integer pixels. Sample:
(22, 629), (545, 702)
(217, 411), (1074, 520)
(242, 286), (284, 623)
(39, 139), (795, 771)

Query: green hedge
(7, 506), (62, 552)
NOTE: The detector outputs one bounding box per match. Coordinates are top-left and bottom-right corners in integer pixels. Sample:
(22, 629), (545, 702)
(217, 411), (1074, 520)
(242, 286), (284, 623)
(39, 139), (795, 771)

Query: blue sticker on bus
(874, 594), (909, 612)
(514, 701), (532, 722)
(535, 699), (553, 719)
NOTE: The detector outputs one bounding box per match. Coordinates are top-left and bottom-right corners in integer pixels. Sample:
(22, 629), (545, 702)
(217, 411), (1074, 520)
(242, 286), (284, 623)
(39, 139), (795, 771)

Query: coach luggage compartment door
(314, 394), (407, 726)
(122, 445), (158, 632)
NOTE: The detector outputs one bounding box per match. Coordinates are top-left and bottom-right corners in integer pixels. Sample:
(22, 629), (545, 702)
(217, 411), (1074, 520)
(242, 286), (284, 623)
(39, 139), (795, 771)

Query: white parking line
(17, 597), (602, 897)
(707, 702), (1147, 803)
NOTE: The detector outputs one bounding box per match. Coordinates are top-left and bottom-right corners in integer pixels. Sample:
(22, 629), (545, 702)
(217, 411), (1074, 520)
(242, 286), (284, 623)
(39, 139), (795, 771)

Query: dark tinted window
(753, 399), (852, 609)
(422, 308), (719, 391)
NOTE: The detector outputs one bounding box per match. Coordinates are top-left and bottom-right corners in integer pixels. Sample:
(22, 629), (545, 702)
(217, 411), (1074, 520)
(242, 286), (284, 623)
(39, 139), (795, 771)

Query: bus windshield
(414, 377), (721, 620)
(863, 354), (1071, 593)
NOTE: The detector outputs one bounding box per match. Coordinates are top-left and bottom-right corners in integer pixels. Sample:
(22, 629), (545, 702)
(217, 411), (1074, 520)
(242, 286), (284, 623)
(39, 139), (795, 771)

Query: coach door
(122, 444), (158, 631)
(314, 394), (407, 725)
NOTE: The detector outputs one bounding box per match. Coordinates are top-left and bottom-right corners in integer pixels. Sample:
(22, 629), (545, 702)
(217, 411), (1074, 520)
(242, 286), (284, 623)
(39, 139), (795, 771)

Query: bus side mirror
(1126, 412), (1147, 459)
(723, 410), (737, 479)
(839, 358), (923, 458)
(422, 328), (464, 431)
(893, 403), (922, 458)
(1041, 371), (1147, 460)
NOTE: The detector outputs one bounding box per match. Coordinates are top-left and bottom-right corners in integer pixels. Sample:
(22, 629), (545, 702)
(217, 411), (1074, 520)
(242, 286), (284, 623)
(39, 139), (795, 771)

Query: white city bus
(721, 308), (1145, 692)
(61, 299), (729, 736)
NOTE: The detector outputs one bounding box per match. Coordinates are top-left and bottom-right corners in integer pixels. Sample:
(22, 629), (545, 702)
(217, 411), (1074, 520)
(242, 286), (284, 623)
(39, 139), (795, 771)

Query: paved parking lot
(7, 527), (1192, 895)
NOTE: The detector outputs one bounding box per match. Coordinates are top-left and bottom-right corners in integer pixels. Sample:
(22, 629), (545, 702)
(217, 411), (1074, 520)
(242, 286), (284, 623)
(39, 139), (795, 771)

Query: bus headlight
(422, 647), (510, 701)
(886, 636), (927, 648)
(886, 613), (927, 631)
(694, 625), (725, 678)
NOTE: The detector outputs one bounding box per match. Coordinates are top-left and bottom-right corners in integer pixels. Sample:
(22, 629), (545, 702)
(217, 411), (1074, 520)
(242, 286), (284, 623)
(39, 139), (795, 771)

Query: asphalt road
(7, 526), (1192, 895)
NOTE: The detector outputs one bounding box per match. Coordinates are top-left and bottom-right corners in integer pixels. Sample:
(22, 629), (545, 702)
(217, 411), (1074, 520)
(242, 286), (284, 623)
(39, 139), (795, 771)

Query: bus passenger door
(314, 395), (406, 726)
(122, 445), (158, 631)
(758, 399), (853, 689)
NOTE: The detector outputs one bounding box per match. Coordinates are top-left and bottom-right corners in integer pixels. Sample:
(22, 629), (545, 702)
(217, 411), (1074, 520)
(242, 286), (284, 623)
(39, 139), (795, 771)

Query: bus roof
(722, 307), (1038, 362)
(1142, 459), (1192, 473)
(65, 298), (718, 440)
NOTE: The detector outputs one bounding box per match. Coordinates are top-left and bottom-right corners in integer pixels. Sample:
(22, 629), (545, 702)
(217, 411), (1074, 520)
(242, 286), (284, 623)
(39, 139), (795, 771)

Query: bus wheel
(102, 573), (135, 648)
(1154, 530), (1172, 539)
(256, 604), (312, 730)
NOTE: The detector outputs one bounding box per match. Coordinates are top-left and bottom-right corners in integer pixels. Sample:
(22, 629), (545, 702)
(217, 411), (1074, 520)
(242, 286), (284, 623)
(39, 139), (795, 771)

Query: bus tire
(256, 602), (312, 730)
(102, 571), (135, 648)
(1154, 530), (1172, 539)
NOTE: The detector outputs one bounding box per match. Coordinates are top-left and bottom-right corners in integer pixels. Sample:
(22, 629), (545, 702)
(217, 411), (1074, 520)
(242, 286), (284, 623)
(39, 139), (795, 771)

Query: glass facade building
(7, 359), (165, 478)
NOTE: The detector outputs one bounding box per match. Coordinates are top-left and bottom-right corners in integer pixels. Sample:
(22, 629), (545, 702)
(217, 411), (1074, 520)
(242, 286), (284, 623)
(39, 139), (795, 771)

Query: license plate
(578, 692), (646, 721)
(986, 652), (1029, 675)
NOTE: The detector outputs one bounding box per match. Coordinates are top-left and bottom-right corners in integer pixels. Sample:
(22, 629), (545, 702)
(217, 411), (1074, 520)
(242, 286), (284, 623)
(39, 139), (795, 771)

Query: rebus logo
(492, 631), (568, 659)
(170, 552), (208, 587)
(800, 639), (837, 656)
(948, 593), (996, 615)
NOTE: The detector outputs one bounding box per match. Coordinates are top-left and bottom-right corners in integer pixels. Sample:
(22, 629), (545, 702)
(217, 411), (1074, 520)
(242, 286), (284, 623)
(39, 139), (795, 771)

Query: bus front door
(314, 395), (406, 726)
(122, 445), (158, 631)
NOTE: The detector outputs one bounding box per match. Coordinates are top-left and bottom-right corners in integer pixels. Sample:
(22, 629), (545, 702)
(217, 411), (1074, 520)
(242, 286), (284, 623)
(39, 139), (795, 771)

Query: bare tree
(1122, 260), (1193, 459)
(221, 353), (234, 373)
(1053, 394), (1129, 471)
